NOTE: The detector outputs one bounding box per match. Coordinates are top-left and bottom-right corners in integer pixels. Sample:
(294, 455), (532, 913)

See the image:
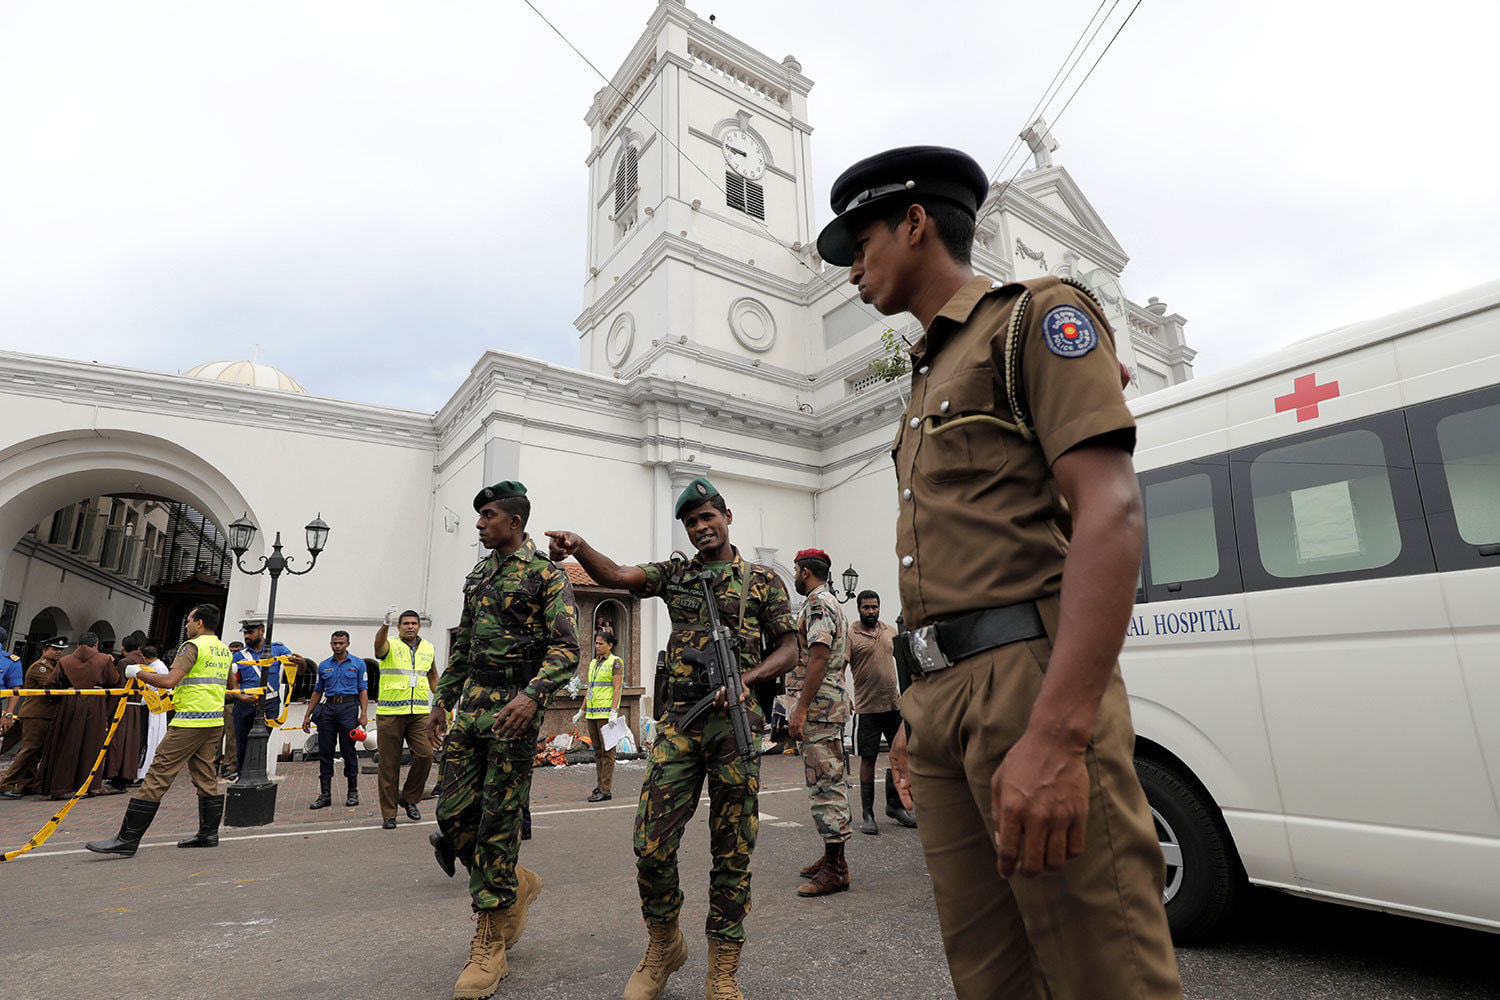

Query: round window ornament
(728, 297), (777, 353)
(605, 313), (635, 368)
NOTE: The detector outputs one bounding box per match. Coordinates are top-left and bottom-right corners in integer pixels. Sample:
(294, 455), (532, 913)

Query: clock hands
(727, 146), (749, 157)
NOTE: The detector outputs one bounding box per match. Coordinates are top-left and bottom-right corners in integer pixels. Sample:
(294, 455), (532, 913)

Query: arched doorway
(0, 429), (259, 657)
(86, 619), (117, 652)
(21, 605), (72, 660)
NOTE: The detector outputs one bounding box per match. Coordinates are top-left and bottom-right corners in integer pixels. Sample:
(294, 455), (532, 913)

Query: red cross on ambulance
(1274, 372), (1340, 422)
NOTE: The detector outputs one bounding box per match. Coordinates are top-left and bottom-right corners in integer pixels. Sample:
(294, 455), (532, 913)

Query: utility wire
(986, 0), (1116, 188)
(982, 0), (1146, 221)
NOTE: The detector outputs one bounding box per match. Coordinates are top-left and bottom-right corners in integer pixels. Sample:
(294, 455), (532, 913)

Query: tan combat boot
(623, 917), (687, 1000)
(704, 939), (744, 1000)
(453, 909), (508, 1000)
(797, 843), (850, 897)
(495, 865), (544, 949)
(798, 854), (826, 879)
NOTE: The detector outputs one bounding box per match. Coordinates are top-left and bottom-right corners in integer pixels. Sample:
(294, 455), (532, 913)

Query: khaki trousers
(0, 717), (54, 793)
(377, 712), (433, 820)
(901, 624), (1181, 1000)
(138, 725), (223, 803)
(221, 706), (237, 771)
(586, 716), (615, 794)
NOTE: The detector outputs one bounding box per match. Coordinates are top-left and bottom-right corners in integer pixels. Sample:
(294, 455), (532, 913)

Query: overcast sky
(3, 0), (1496, 412)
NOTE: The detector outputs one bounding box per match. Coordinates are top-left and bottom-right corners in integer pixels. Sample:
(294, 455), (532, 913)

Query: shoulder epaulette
(996, 276), (1108, 443)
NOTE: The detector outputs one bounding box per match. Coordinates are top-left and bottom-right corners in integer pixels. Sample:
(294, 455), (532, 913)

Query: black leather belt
(323, 695), (356, 704)
(469, 660), (541, 687)
(900, 602), (1046, 678)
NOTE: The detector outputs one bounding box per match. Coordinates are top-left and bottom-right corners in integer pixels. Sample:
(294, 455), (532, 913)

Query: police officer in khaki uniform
(815, 146), (1181, 999)
(0, 636), (67, 798)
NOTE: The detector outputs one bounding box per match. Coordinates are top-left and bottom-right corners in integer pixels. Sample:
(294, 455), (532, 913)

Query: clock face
(720, 128), (766, 180)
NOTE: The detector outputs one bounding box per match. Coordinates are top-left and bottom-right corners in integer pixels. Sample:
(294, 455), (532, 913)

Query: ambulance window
(1140, 456), (1241, 600)
(1146, 474), (1219, 585)
(1435, 402), (1500, 547)
(1248, 429), (1401, 578)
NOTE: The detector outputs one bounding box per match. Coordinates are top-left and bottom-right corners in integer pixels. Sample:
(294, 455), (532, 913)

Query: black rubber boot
(178, 794), (224, 847)
(885, 768), (917, 828)
(345, 779), (359, 807)
(860, 781), (879, 835)
(86, 798), (160, 857)
(430, 830), (457, 877)
(309, 778), (332, 810)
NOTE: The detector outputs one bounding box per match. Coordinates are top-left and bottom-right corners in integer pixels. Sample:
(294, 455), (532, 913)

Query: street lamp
(837, 564), (860, 603)
(223, 512), (329, 827)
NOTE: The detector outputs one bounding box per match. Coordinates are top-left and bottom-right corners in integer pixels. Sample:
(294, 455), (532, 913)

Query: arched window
(614, 146), (638, 215)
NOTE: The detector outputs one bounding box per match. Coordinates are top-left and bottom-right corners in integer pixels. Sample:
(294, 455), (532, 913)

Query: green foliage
(866, 328), (911, 383)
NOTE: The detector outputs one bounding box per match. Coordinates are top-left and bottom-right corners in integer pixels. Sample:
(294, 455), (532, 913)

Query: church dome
(183, 360), (309, 394)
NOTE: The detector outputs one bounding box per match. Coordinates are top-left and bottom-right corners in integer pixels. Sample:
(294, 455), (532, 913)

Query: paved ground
(0, 752), (1494, 1000)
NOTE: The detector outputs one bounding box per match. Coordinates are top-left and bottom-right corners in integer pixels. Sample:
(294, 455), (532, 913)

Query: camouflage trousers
(799, 721), (851, 844)
(436, 685), (541, 912)
(635, 708), (760, 943)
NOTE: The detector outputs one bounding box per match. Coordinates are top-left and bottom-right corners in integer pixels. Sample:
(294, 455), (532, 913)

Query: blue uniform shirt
(233, 641), (292, 695)
(1, 654), (23, 690)
(314, 653), (368, 696)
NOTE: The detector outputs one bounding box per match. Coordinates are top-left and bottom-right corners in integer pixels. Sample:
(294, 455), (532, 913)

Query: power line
(980, 0), (1146, 223)
(987, 0), (1116, 187)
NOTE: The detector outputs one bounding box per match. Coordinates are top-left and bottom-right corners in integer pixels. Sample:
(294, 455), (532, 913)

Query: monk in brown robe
(103, 633), (148, 788)
(40, 632), (122, 798)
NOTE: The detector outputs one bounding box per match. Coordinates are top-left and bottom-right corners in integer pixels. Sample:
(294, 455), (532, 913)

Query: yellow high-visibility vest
(378, 636), (434, 716)
(584, 654), (622, 719)
(170, 634), (231, 728)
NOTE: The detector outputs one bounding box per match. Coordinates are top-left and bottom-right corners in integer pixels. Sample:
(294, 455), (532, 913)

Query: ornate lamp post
(836, 564), (860, 604)
(223, 513), (329, 826)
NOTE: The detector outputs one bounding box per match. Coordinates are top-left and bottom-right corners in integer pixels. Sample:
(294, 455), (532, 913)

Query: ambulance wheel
(1135, 757), (1245, 943)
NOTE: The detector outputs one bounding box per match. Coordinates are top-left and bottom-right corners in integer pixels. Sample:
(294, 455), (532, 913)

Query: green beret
(674, 476), (722, 519)
(473, 480), (527, 512)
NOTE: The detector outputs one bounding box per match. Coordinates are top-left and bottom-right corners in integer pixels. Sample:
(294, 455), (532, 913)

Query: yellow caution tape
(0, 676), (286, 862)
(1, 680), (135, 862)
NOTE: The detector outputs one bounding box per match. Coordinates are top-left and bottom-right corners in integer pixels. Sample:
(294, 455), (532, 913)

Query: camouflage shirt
(636, 547), (796, 692)
(788, 582), (851, 725)
(436, 534), (580, 712)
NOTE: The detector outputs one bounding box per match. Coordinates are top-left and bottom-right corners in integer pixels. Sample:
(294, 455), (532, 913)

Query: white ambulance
(1122, 279), (1500, 940)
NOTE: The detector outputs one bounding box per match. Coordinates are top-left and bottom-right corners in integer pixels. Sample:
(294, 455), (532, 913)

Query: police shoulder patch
(1040, 304), (1099, 358)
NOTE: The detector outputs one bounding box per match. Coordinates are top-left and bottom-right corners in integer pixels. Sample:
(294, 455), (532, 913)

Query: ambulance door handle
(1478, 544), (1500, 557)
(1166, 583), (1183, 593)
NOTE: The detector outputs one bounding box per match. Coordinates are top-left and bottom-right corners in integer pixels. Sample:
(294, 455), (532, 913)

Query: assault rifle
(677, 569), (758, 762)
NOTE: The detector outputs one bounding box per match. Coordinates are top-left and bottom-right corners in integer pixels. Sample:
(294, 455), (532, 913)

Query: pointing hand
(545, 531), (582, 561)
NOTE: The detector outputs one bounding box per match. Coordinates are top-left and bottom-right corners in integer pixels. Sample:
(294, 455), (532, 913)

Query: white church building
(0, 0), (1194, 729)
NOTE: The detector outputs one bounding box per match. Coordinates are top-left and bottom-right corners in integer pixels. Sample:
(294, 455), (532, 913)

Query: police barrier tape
(0, 679), (277, 862)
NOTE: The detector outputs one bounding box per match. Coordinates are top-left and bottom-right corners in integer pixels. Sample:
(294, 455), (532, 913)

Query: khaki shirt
(847, 620), (900, 714)
(17, 658), (62, 720)
(893, 275), (1135, 628)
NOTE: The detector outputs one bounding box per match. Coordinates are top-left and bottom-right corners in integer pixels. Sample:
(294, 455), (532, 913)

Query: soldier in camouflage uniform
(546, 475), (798, 1000)
(428, 480), (580, 1000)
(785, 548), (854, 897)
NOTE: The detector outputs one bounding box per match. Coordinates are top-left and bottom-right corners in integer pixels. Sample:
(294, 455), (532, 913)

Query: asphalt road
(0, 754), (1493, 1000)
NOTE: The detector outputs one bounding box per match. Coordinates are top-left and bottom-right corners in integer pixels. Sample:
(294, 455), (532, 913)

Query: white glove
(384, 605), (398, 626)
(608, 709), (619, 723)
(124, 664), (143, 679)
(572, 707), (585, 724)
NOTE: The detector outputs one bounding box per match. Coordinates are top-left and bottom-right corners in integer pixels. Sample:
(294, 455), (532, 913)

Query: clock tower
(575, 0), (817, 382)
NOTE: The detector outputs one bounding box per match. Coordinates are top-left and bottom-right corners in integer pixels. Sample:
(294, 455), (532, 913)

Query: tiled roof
(562, 561), (598, 587)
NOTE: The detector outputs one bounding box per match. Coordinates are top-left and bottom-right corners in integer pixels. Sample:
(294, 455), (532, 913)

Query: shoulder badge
(1041, 304), (1099, 358)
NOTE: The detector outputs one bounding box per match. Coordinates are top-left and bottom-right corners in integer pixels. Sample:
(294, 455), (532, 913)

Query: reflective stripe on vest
(584, 654), (621, 717)
(378, 637), (434, 715)
(171, 635), (231, 728)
